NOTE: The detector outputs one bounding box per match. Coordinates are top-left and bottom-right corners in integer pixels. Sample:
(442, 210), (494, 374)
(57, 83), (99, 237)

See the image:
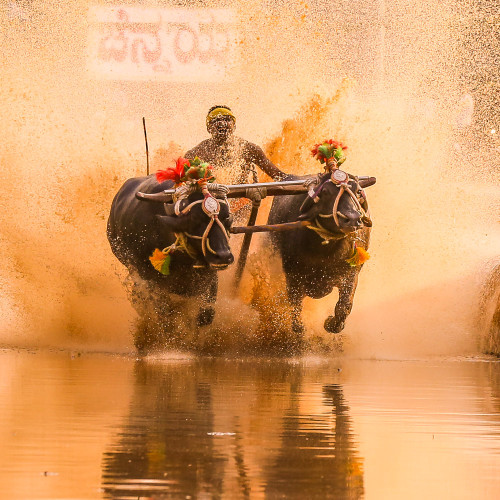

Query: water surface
(1, 350), (499, 499)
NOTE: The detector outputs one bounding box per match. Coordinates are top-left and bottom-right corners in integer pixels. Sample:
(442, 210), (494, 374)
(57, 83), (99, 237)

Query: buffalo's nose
(217, 250), (234, 265)
(340, 212), (362, 232)
(347, 213), (361, 226)
(210, 251), (234, 270)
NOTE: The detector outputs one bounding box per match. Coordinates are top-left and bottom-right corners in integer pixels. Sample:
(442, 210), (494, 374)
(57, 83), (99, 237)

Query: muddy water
(1, 349), (499, 499)
(1, 0), (498, 355)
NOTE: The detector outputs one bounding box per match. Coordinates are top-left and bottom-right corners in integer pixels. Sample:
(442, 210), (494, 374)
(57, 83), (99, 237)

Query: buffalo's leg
(324, 272), (359, 334)
(286, 276), (305, 336)
(196, 274), (218, 327)
(197, 306), (216, 327)
(128, 279), (164, 353)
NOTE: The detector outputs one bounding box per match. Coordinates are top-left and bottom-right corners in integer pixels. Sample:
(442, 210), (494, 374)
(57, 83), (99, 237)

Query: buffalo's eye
(223, 214), (234, 228)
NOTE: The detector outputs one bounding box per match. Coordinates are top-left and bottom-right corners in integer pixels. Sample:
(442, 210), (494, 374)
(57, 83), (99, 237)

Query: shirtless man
(184, 105), (287, 185)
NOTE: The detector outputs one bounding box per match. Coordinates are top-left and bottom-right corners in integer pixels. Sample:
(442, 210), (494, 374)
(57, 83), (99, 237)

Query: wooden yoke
(135, 177), (375, 203)
(135, 179), (311, 203)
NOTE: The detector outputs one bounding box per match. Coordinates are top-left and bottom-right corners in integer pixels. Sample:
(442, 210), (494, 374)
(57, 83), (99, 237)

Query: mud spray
(0, 1), (498, 357)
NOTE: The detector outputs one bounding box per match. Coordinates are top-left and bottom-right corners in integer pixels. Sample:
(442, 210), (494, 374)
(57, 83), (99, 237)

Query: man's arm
(245, 143), (288, 181)
(184, 140), (210, 161)
(184, 145), (199, 161)
(184, 148), (195, 160)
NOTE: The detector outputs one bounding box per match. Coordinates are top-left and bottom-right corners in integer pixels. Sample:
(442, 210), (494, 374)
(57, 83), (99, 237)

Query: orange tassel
(149, 248), (171, 275)
(346, 245), (370, 267)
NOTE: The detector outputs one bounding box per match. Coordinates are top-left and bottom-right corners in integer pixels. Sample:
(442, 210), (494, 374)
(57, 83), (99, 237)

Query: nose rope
(197, 217), (229, 256)
(200, 183), (230, 257)
(176, 182), (230, 258)
(332, 185), (346, 227)
(306, 180), (369, 244)
(201, 218), (215, 257)
(332, 182), (366, 227)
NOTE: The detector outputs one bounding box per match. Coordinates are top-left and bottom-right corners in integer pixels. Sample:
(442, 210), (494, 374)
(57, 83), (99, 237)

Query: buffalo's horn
(136, 191), (173, 203)
(336, 211), (349, 220)
(358, 177), (376, 188)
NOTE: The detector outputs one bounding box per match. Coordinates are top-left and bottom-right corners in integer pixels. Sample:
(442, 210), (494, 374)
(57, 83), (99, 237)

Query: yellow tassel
(346, 246), (370, 267)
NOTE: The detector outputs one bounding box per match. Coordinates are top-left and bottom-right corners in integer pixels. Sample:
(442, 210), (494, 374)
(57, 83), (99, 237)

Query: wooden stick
(226, 184), (308, 198)
(233, 200), (261, 288)
(144, 179), (310, 199)
(230, 220), (311, 234)
(142, 117), (149, 176)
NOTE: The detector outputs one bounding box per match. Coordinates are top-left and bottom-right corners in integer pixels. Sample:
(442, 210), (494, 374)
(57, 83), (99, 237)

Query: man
(184, 105), (287, 185)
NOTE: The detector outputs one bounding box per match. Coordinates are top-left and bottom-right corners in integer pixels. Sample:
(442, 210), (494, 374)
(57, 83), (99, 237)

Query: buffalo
(107, 175), (234, 351)
(268, 170), (375, 338)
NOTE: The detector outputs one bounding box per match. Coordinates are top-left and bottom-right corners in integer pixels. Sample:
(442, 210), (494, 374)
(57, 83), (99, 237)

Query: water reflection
(264, 384), (363, 499)
(102, 359), (364, 499)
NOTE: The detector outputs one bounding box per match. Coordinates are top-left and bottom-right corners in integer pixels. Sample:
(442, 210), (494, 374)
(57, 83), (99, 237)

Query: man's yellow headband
(206, 108), (236, 126)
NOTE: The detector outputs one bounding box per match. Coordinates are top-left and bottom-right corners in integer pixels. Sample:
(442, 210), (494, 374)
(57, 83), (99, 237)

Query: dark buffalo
(107, 175), (234, 351)
(268, 171), (375, 337)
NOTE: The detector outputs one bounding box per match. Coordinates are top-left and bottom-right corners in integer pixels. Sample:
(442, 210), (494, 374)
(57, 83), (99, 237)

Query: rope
(306, 219), (346, 245)
(172, 183), (196, 202)
(207, 183), (230, 199)
(166, 179), (231, 261)
(332, 184), (345, 227)
(161, 233), (197, 260)
(331, 180), (368, 227)
(306, 179), (370, 246)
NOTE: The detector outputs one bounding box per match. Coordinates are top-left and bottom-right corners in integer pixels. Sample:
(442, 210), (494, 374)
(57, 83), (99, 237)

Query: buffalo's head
(298, 171), (375, 235)
(156, 191), (234, 269)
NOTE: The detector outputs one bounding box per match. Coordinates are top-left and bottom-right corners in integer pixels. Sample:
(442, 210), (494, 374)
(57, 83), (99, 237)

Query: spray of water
(0, 0), (497, 356)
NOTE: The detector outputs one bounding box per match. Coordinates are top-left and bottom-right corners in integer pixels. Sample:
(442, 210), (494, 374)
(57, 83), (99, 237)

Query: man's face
(208, 116), (235, 142)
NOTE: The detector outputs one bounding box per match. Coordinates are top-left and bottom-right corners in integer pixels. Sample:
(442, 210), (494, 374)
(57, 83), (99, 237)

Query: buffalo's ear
(155, 215), (188, 233)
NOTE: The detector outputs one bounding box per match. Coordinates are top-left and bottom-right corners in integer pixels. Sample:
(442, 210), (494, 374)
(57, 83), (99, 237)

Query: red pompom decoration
(156, 157), (191, 184)
(311, 139), (347, 158)
(155, 157), (215, 186)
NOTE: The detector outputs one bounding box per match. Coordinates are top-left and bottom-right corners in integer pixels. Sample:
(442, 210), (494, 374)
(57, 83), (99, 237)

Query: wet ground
(1, 349), (499, 499)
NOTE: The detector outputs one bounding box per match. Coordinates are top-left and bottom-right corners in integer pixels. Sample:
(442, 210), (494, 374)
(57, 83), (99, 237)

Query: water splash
(0, 1), (497, 356)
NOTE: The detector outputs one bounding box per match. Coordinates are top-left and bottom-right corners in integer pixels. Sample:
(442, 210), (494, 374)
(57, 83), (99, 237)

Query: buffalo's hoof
(197, 307), (215, 327)
(324, 316), (345, 334)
